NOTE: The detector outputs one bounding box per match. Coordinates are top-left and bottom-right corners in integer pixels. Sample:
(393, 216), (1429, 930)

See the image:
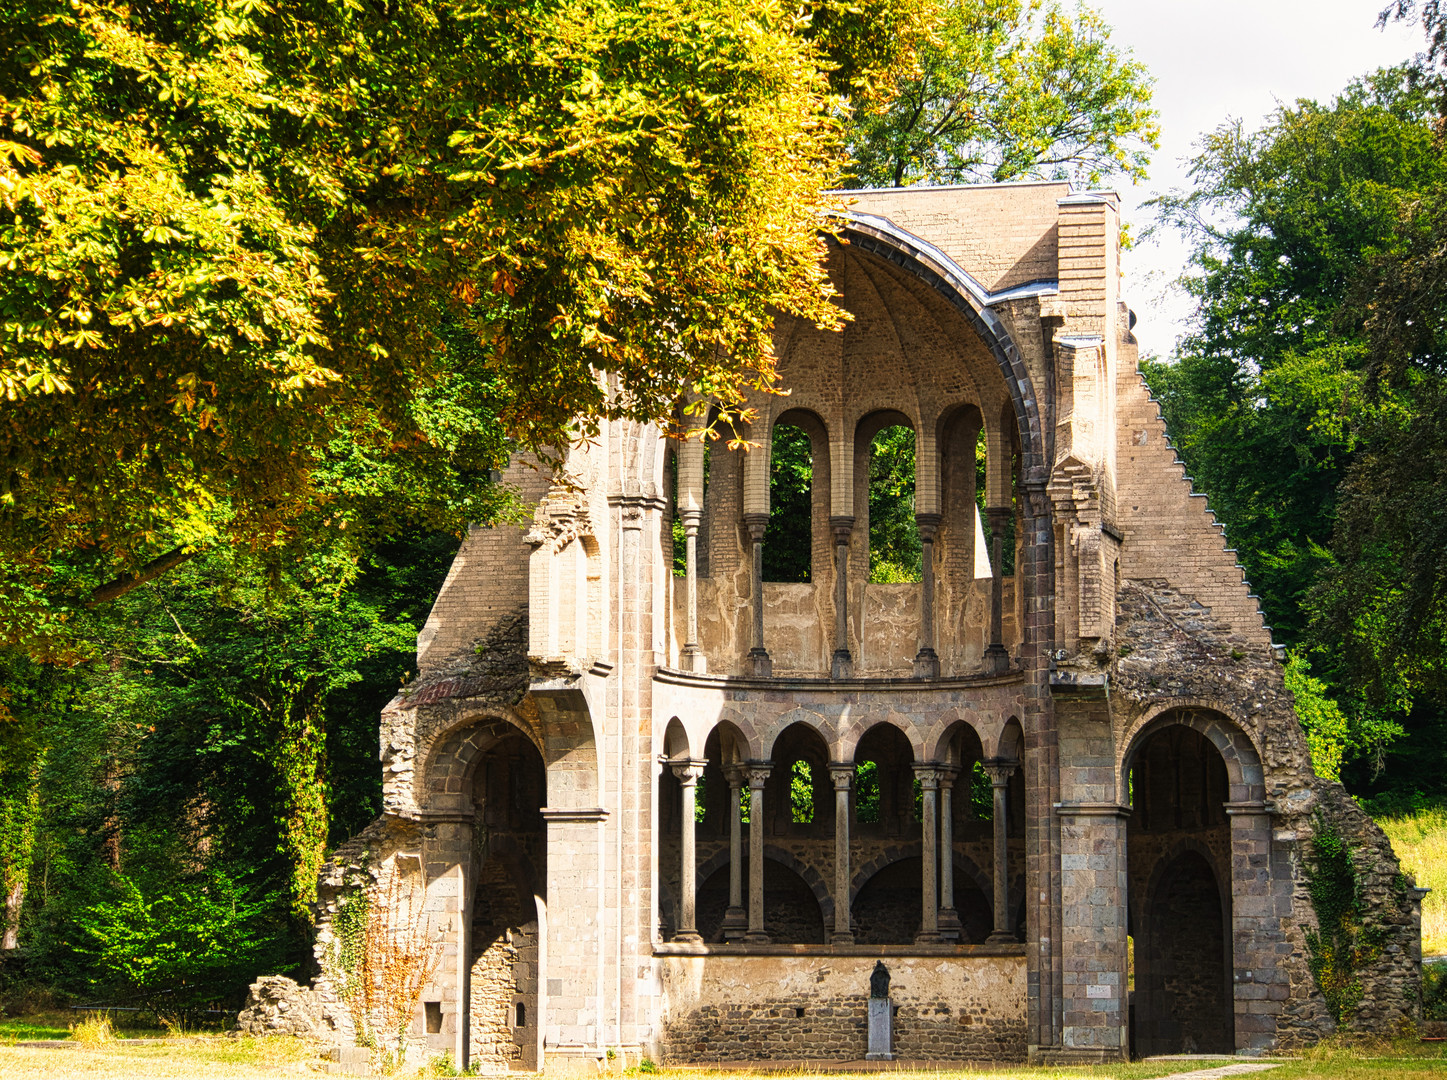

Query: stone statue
(869, 960), (890, 999)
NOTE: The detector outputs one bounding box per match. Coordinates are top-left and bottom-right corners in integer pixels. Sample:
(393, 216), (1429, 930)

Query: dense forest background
(2, 0), (1446, 1024)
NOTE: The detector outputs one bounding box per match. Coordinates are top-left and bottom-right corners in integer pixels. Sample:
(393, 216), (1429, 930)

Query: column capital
(829, 515), (856, 540)
(722, 762), (748, 789)
(828, 762), (855, 789)
(912, 762), (945, 788)
(679, 508), (703, 532)
(936, 763), (961, 785)
(744, 762), (773, 788)
(743, 512), (770, 541)
(670, 759), (707, 784)
(986, 505), (1012, 523)
(915, 512), (942, 541)
(983, 759), (1019, 787)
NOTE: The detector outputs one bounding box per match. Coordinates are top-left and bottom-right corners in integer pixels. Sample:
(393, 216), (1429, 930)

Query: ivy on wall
(1302, 815), (1385, 1026)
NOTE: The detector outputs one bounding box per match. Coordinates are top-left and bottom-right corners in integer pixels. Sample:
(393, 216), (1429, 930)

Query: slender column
(829, 763), (855, 944)
(830, 516), (855, 679)
(937, 766), (961, 940)
(744, 514), (772, 677)
(679, 434), (705, 672)
(914, 514), (942, 678)
(984, 507), (1011, 673)
(914, 765), (942, 943)
(985, 760), (1018, 943)
(670, 761), (706, 943)
(744, 764), (773, 943)
(721, 765), (747, 940)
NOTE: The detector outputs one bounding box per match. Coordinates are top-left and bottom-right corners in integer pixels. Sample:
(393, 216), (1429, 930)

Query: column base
(831, 649), (854, 680)
(830, 930), (855, 945)
(937, 907), (961, 941)
(681, 646), (707, 673)
(747, 648), (773, 678)
(982, 644), (1011, 674)
(913, 649), (940, 679)
(671, 931), (704, 944)
(913, 930), (944, 945)
(743, 930), (772, 945)
(986, 929), (1018, 944)
(721, 908), (748, 940)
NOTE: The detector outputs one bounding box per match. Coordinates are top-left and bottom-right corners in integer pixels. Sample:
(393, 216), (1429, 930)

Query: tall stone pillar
(721, 765), (747, 940)
(914, 514), (942, 678)
(1055, 802), (1129, 1059)
(984, 507), (1011, 674)
(744, 514), (772, 677)
(914, 765), (942, 944)
(1227, 800), (1281, 1054)
(679, 434), (705, 672)
(830, 517), (855, 679)
(744, 764), (772, 944)
(829, 763), (855, 944)
(938, 766), (961, 940)
(986, 761), (1017, 943)
(671, 761), (706, 943)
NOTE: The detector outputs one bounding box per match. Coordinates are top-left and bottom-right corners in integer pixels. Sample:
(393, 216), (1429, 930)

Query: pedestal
(865, 998), (893, 1061)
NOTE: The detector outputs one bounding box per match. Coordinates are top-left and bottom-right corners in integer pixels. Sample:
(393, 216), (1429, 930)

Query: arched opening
(697, 858), (826, 944)
(1128, 722), (1234, 1057)
(469, 731), (545, 1072)
(852, 723), (916, 836)
(763, 422), (813, 583)
(867, 424), (920, 583)
(766, 723), (831, 837)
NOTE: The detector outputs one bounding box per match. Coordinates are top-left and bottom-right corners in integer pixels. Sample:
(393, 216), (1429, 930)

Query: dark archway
(468, 732), (545, 1071)
(1128, 722), (1234, 1057)
(697, 858), (826, 944)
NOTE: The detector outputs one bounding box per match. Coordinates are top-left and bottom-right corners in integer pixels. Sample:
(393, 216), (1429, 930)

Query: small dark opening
(424, 1001), (443, 1034)
(795, 1007), (805, 1018)
(516, 1001), (527, 1027)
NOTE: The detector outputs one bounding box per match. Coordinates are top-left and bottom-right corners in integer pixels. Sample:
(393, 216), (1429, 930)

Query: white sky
(1087, 0), (1427, 358)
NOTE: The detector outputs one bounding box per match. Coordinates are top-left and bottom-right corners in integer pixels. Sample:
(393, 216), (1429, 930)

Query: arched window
(763, 423), (812, 583)
(868, 425), (920, 582)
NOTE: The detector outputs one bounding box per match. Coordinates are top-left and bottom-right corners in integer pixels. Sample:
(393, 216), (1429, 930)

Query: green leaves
(844, 0), (1158, 188)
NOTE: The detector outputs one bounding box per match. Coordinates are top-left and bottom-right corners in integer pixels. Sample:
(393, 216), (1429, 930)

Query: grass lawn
(0, 1039), (1441, 1080)
(1375, 804), (1447, 956)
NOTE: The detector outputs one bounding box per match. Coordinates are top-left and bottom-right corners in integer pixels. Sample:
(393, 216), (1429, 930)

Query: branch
(87, 547), (199, 607)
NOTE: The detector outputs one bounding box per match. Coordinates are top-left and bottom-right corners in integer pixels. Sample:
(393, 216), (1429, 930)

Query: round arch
(418, 711), (547, 815)
(1120, 703), (1265, 805)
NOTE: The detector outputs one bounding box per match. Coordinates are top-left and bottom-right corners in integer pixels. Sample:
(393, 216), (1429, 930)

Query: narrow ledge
(653, 667), (1027, 692)
(652, 941), (1028, 958)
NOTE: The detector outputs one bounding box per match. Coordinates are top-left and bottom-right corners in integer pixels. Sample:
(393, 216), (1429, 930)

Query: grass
(1375, 803), (1447, 956)
(0, 1041), (1441, 1080)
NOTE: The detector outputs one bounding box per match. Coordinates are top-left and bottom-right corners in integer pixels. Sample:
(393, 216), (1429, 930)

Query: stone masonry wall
(659, 954), (1027, 1062)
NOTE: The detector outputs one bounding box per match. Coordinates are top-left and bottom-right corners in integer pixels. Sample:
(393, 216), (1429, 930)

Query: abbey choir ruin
(288, 181), (1428, 1070)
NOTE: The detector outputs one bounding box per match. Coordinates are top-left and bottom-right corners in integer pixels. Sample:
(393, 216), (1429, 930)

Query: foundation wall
(658, 952), (1028, 1062)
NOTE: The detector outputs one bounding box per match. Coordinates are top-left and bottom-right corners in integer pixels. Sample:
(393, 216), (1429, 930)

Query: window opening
(516, 1001), (527, 1027)
(790, 759), (815, 823)
(868, 425), (920, 582)
(424, 1001), (443, 1034)
(764, 424), (812, 582)
(855, 759), (881, 823)
(694, 771), (707, 825)
(970, 760), (994, 822)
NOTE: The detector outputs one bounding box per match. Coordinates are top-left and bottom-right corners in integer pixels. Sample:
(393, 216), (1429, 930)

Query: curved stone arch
(949, 850), (993, 902)
(702, 719), (753, 766)
(760, 709), (837, 762)
(1120, 701), (1265, 805)
(839, 715), (927, 763)
(692, 846), (834, 928)
(839, 219), (1047, 482)
(709, 710), (765, 762)
(417, 709), (546, 816)
(925, 714), (989, 764)
(996, 715), (1024, 762)
(849, 841), (923, 905)
(661, 716), (692, 761)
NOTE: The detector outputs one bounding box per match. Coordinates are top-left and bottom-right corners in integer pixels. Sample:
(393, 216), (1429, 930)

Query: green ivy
(1302, 815), (1385, 1026)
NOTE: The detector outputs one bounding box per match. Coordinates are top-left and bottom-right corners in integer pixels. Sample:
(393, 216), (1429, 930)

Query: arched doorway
(468, 729), (545, 1071)
(1128, 723), (1234, 1056)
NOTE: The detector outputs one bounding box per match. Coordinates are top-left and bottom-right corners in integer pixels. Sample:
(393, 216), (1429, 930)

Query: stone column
(829, 763), (855, 944)
(914, 765), (942, 944)
(985, 760), (1018, 943)
(744, 764), (772, 944)
(984, 507), (1011, 674)
(830, 516), (855, 679)
(671, 761), (706, 943)
(914, 514), (942, 678)
(721, 765), (747, 940)
(937, 766), (961, 941)
(679, 435), (705, 672)
(744, 514), (772, 677)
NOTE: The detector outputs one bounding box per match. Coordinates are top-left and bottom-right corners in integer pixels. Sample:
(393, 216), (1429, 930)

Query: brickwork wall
(659, 954), (1027, 1062)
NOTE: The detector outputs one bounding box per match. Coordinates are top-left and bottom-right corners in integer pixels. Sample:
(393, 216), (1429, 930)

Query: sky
(1086, 1), (1427, 359)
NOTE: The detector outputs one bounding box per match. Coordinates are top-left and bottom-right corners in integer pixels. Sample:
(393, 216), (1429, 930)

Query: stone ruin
(250, 181), (1428, 1071)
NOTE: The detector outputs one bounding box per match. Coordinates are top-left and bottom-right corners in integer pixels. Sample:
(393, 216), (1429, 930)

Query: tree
(0, 0), (934, 658)
(845, 0), (1158, 188)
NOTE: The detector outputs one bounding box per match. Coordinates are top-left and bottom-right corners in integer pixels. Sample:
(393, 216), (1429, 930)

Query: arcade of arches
(306, 181), (1425, 1074)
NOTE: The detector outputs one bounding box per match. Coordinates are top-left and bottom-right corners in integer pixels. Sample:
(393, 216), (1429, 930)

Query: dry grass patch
(0, 1036), (323, 1077)
(1376, 804), (1447, 955)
